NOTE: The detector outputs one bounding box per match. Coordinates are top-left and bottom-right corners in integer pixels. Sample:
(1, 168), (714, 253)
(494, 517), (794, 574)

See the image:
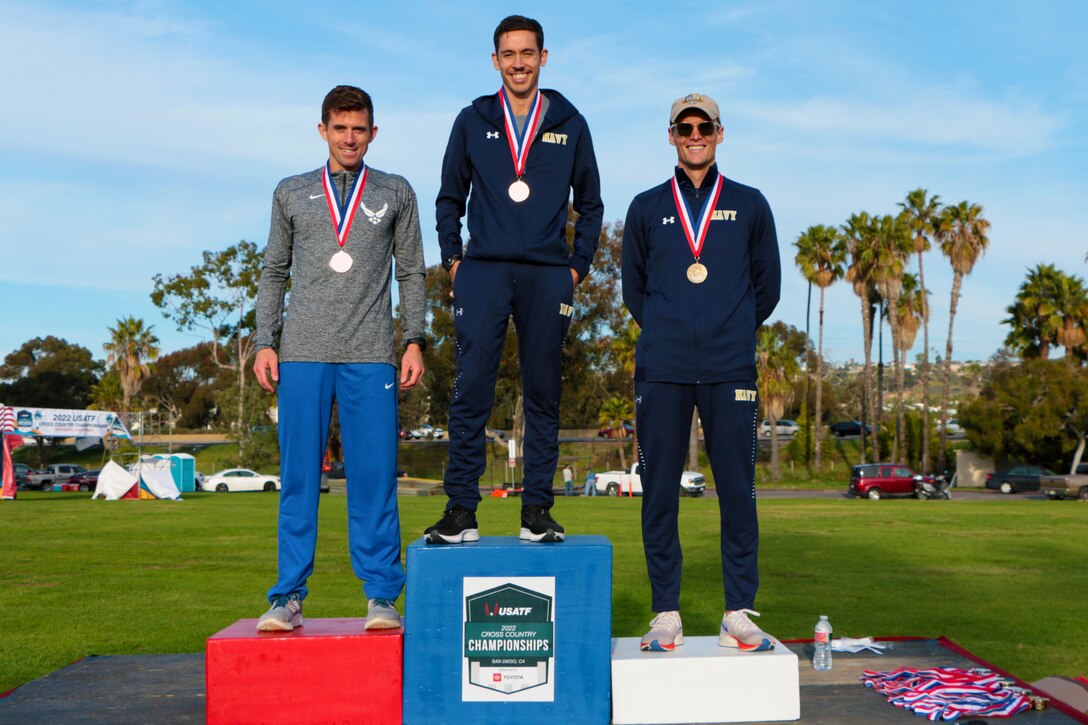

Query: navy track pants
(268, 362), (405, 603)
(443, 259), (574, 509)
(635, 380), (760, 612)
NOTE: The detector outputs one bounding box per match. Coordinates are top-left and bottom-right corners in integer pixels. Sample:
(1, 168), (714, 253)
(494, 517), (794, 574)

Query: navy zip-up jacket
(436, 89), (604, 281)
(622, 164), (781, 383)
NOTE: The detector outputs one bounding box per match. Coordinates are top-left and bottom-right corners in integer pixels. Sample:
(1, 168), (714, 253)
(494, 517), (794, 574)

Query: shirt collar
(674, 163), (720, 192)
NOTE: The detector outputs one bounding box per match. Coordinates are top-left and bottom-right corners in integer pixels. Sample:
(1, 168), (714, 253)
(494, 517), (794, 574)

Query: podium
(611, 635), (800, 724)
(206, 618), (402, 725)
(403, 535), (612, 725)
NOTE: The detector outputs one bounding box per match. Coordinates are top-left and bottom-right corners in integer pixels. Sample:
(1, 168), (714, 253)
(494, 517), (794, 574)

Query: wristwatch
(442, 254), (462, 272)
(404, 337), (427, 352)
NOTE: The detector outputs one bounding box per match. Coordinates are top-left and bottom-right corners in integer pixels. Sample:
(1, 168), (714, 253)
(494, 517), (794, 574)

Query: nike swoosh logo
(309, 193), (325, 199)
(384, 382), (395, 389)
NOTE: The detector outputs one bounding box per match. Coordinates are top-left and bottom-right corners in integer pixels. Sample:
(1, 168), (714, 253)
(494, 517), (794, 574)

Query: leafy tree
(843, 212), (880, 462)
(1003, 263), (1063, 359)
(756, 326), (799, 481)
(959, 358), (1088, 471)
(936, 201), (990, 469)
(899, 189), (942, 472)
(138, 342), (226, 429)
(794, 223), (846, 469)
(0, 336), (100, 409)
(151, 240), (261, 455)
(103, 316), (160, 411)
(598, 396), (633, 470)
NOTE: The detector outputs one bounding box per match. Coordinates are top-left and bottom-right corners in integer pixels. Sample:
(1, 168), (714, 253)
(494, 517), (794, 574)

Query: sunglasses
(671, 121), (719, 137)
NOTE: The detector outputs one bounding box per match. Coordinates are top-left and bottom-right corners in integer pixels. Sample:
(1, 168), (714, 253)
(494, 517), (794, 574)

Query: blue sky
(2, 0), (1086, 366)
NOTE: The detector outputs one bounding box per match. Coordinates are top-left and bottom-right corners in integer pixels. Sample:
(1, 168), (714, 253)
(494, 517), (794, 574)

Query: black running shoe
(424, 505), (480, 544)
(520, 504), (565, 542)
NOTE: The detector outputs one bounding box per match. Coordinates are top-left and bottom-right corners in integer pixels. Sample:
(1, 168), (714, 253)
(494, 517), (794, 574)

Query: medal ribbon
(322, 161), (368, 249)
(499, 87), (543, 178)
(670, 173), (723, 259)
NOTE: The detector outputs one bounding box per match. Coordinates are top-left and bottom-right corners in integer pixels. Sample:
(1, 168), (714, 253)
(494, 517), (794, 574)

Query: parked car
(410, 424), (444, 440)
(985, 465), (1056, 494)
(830, 420), (871, 438)
(13, 463), (32, 488)
(67, 469), (100, 492)
(594, 463), (706, 497)
(27, 463), (87, 491)
(598, 420), (635, 438)
(849, 463), (931, 500)
(485, 427), (507, 441)
(945, 419), (964, 437)
(205, 468), (281, 493)
(1040, 463), (1088, 500)
(759, 419), (798, 438)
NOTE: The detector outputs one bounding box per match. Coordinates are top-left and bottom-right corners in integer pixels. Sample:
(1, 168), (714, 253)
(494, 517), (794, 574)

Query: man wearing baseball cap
(621, 93), (781, 652)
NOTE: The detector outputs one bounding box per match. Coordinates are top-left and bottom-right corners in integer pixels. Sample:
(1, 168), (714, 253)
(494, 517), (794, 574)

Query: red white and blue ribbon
(499, 87), (543, 179)
(322, 160), (367, 249)
(670, 173), (723, 260)
(862, 667), (1032, 721)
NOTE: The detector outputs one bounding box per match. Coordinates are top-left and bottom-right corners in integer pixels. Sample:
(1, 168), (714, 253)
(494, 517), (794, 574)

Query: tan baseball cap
(670, 93), (720, 124)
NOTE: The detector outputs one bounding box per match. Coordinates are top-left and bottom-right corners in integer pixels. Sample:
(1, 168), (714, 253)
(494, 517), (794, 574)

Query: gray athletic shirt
(254, 166), (426, 365)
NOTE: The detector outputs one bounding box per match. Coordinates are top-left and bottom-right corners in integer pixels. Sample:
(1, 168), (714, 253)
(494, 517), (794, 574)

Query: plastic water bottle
(813, 615), (833, 671)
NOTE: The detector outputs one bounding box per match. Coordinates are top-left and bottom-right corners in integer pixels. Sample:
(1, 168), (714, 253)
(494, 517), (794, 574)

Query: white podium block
(611, 636), (800, 724)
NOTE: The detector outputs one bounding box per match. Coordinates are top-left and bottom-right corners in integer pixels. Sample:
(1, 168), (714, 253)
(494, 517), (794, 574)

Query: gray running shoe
(641, 611), (684, 652)
(256, 593), (303, 632)
(365, 598), (402, 630)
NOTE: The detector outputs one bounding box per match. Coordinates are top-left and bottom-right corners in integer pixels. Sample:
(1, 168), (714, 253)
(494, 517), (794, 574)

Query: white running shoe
(640, 611), (684, 652)
(719, 608), (775, 652)
(256, 593), (303, 632)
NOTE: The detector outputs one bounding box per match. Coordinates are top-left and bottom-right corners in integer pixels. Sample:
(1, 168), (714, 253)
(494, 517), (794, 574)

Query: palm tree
(1050, 272), (1088, 359)
(898, 189), (941, 472)
(1003, 263), (1063, 359)
(598, 396), (633, 470)
(103, 317), (160, 411)
(793, 224), (846, 469)
(756, 326), (799, 481)
(896, 274), (928, 466)
(869, 214), (914, 461)
(843, 212), (880, 462)
(935, 201), (991, 470)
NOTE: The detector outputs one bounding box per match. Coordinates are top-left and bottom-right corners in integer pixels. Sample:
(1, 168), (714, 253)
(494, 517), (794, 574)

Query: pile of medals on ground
(862, 666), (1047, 721)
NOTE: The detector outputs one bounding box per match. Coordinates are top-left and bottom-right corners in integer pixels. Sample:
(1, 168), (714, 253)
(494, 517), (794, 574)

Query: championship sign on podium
(404, 535), (612, 725)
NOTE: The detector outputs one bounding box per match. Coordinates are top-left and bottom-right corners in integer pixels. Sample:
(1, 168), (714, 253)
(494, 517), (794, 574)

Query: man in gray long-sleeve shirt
(252, 85), (425, 632)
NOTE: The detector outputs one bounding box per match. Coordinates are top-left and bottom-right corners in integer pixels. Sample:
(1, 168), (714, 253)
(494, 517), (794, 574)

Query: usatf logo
(484, 602), (533, 616)
(558, 303), (574, 318)
(541, 132), (568, 145)
(712, 210), (738, 221)
(735, 389), (757, 402)
(663, 216), (675, 225)
(486, 131), (500, 139)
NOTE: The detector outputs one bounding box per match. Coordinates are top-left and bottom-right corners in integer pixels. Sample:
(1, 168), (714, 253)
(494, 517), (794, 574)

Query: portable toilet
(151, 453), (196, 493)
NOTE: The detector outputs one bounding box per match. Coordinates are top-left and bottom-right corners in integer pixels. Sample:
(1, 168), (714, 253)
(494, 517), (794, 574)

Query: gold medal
(687, 262), (708, 284)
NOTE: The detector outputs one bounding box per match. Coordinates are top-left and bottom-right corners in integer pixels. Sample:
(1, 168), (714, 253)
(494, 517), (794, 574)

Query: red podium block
(206, 618), (402, 725)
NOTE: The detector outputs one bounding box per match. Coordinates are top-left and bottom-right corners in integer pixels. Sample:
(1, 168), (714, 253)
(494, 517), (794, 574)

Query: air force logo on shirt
(362, 203), (388, 224)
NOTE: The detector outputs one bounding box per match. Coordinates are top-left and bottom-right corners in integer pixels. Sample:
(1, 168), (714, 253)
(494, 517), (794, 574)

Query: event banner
(462, 576), (555, 702)
(11, 407), (130, 440)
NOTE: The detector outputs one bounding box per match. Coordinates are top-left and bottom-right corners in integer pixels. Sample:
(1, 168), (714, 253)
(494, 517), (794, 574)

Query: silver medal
(329, 250), (353, 273)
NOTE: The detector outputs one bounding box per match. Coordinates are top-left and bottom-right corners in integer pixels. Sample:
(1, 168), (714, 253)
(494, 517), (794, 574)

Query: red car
(849, 463), (932, 500)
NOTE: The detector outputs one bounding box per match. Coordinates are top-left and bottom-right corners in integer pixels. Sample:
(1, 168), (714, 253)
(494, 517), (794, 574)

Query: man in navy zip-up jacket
(426, 15), (603, 544)
(622, 94), (781, 653)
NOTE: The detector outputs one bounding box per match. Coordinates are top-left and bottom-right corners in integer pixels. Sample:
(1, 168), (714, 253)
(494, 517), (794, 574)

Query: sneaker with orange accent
(640, 611), (683, 652)
(719, 609), (775, 651)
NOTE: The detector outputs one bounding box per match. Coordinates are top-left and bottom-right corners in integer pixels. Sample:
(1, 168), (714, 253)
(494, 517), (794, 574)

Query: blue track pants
(443, 260), (574, 510)
(268, 362), (405, 602)
(635, 380), (760, 612)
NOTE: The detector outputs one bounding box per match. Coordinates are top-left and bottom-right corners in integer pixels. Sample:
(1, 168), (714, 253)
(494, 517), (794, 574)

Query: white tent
(92, 460), (139, 500)
(139, 468), (181, 500)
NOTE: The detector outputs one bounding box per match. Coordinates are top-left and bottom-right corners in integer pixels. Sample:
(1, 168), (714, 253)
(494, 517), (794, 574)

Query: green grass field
(2, 491), (1085, 693)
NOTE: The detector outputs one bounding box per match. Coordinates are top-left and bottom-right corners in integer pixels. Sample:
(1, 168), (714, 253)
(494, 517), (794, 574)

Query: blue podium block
(404, 535), (612, 725)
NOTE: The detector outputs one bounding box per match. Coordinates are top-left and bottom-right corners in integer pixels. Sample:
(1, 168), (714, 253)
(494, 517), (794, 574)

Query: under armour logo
(635, 395), (642, 405)
(663, 217), (675, 225)
(362, 202), (388, 224)
(486, 131), (500, 139)
(456, 307), (464, 316)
